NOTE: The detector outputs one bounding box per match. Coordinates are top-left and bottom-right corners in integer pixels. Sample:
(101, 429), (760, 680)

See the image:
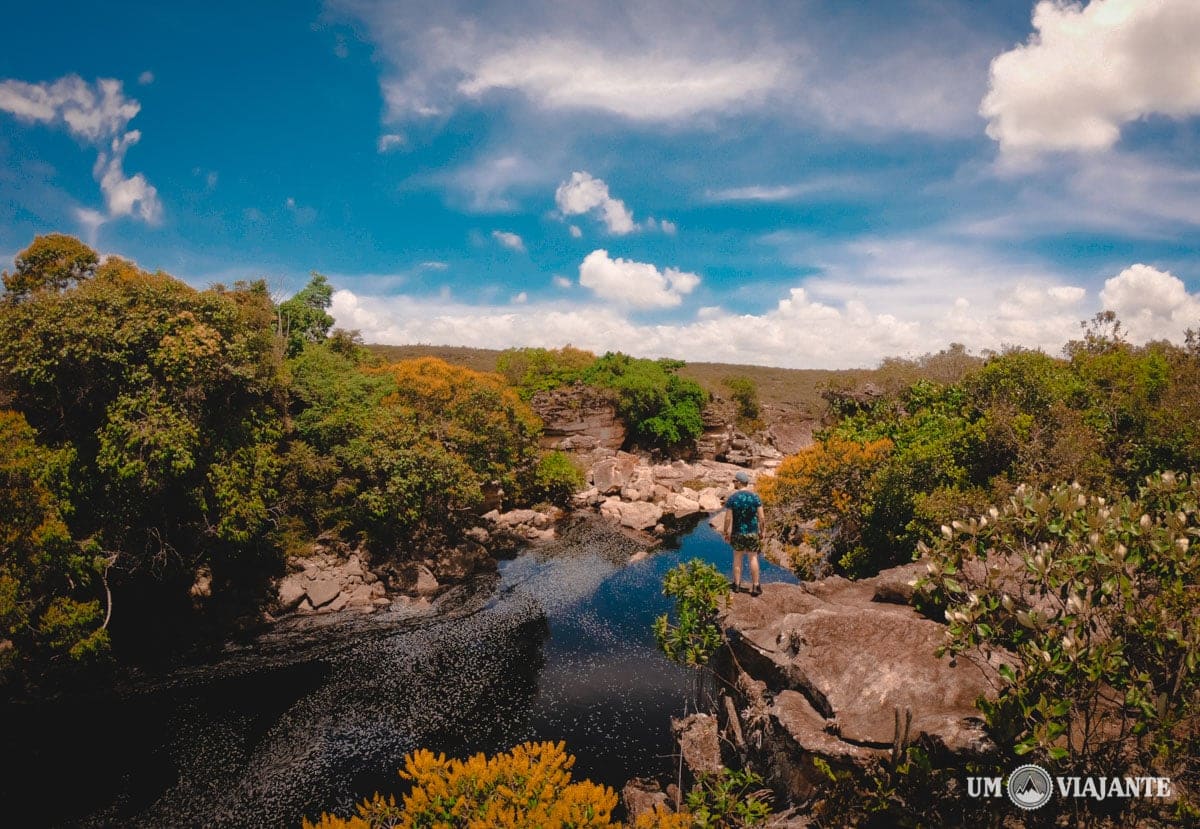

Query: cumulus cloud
(137, 70), (155, 86)
(577, 249), (699, 309)
(0, 74), (161, 225)
(568, 225), (582, 239)
(491, 230), (525, 252)
(327, 252), (1199, 370)
(1099, 264), (1200, 342)
(555, 171), (636, 234)
(982, 0), (1200, 155)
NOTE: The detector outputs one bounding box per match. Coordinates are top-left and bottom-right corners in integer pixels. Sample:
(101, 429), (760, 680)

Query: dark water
(2, 516), (796, 828)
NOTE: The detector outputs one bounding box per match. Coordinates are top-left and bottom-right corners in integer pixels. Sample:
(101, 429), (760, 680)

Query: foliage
(758, 436), (893, 577)
(581, 353), (706, 451)
(497, 345), (597, 398)
(0, 250), (287, 595)
(0, 410), (108, 680)
(916, 474), (1200, 823)
(277, 273), (335, 358)
(522, 450), (586, 507)
(2, 233), (98, 299)
(685, 769), (771, 828)
(302, 741), (691, 828)
(721, 376), (760, 424)
(653, 559), (730, 668)
(769, 329), (1200, 578)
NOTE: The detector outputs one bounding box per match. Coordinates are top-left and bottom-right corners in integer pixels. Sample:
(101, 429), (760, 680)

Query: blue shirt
(725, 490), (762, 535)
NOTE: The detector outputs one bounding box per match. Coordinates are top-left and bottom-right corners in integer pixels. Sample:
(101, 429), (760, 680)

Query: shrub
(758, 436), (893, 577)
(522, 450), (586, 507)
(302, 741), (690, 828)
(582, 353), (706, 451)
(497, 345), (597, 398)
(685, 768), (771, 828)
(917, 474), (1200, 823)
(722, 376), (760, 424)
(653, 559), (730, 668)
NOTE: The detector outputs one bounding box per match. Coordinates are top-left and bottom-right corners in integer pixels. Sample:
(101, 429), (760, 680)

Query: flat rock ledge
(717, 564), (1011, 801)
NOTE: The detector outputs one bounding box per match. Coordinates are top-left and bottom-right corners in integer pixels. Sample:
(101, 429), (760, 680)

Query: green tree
(0, 410), (108, 684)
(278, 272), (335, 357)
(0, 251), (287, 629)
(2, 233), (98, 299)
(582, 353), (706, 450)
(722, 375), (760, 424)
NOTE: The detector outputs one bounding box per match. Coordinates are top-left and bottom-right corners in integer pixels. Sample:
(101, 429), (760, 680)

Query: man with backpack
(723, 470), (765, 596)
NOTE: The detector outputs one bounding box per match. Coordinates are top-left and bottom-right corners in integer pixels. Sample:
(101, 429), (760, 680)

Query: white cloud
(377, 132), (405, 152)
(0, 74), (161, 225)
(555, 171), (635, 235)
(513, 291), (528, 304)
(328, 252), (1199, 370)
(577, 249), (700, 309)
(93, 130), (161, 223)
(1099, 264), (1200, 342)
(568, 225), (582, 239)
(457, 39), (782, 121)
(553, 275), (572, 289)
(982, 0), (1200, 156)
(491, 230), (525, 252)
(138, 70), (155, 86)
(333, 0), (988, 139)
(445, 153), (546, 212)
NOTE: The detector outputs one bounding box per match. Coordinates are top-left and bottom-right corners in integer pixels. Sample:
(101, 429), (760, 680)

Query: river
(2, 516), (797, 828)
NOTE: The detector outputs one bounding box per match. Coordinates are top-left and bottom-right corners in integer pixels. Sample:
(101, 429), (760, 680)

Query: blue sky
(2, 0), (1199, 368)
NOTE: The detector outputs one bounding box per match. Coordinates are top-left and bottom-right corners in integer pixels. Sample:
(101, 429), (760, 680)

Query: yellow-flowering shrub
(302, 741), (692, 829)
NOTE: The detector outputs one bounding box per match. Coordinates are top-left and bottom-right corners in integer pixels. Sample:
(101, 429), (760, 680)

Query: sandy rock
(670, 495), (700, 517)
(628, 550), (649, 564)
(530, 385), (626, 452)
(414, 565), (439, 597)
(722, 574), (1008, 762)
(617, 500), (664, 531)
(305, 578), (342, 609)
(698, 488), (723, 512)
(278, 577), (308, 611)
(622, 778), (670, 820)
(672, 714), (723, 776)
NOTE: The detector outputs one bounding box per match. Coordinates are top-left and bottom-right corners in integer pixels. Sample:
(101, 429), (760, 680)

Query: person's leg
(732, 549), (744, 589)
(749, 552), (761, 590)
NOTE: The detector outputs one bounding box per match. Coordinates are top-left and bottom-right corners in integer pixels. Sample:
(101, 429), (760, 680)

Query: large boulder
(530, 384), (626, 452)
(616, 500), (663, 531)
(720, 566), (1010, 796)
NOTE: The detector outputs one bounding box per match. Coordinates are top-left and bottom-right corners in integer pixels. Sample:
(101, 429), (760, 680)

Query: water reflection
(2, 515), (797, 828)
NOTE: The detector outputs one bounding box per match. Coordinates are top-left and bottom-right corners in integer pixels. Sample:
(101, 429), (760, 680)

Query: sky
(2, 0), (1200, 369)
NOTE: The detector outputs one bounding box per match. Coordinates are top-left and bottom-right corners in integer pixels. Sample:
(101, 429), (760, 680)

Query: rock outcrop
(276, 546), (389, 615)
(530, 384), (626, 452)
(717, 567), (1011, 800)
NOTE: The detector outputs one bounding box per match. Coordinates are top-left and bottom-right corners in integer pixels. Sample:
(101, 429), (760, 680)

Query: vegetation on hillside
(0, 234), (562, 686)
(763, 317), (1200, 577)
(498, 346), (707, 451)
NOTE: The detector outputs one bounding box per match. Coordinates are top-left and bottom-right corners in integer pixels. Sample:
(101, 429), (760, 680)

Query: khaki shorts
(731, 533), (761, 552)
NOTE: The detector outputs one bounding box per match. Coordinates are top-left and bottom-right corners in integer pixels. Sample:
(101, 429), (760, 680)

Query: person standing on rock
(723, 470), (764, 596)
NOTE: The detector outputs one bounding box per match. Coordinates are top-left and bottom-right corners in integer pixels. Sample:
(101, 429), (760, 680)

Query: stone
(305, 578), (342, 609)
(629, 550), (649, 564)
(278, 577), (307, 611)
(414, 565), (439, 597)
(622, 778), (670, 820)
(698, 488), (723, 512)
(529, 385), (626, 452)
(671, 495), (700, 517)
(189, 566), (213, 601)
(617, 500), (663, 531)
(722, 574), (1008, 760)
(672, 714), (723, 776)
